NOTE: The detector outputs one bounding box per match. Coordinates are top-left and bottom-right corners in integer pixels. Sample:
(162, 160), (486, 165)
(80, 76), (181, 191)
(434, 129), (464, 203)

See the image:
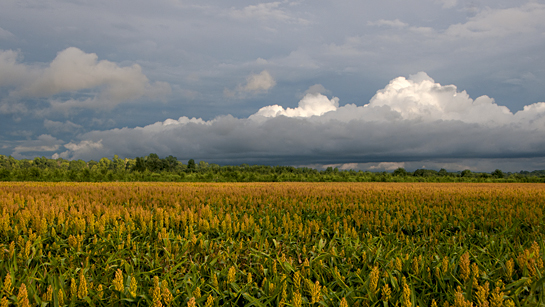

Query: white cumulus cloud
(0, 49), (34, 87)
(243, 70), (276, 92)
(366, 72), (513, 125)
(225, 70), (276, 98)
(0, 47), (171, 113)
(250, 91), (339, 119)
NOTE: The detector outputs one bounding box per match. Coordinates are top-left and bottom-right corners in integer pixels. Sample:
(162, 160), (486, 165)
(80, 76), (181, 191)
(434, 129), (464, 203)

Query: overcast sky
(1, 0), (545, 172)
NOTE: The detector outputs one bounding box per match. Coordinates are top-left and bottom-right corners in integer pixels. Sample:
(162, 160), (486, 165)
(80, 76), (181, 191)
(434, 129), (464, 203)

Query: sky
(1, 0), (545, 172)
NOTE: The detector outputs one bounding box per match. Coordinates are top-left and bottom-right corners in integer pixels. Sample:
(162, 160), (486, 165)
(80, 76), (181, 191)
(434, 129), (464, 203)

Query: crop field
(0, 182), (544, 307)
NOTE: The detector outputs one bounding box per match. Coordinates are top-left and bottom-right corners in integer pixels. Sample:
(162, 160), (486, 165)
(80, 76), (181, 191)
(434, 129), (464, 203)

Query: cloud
(367, 72), (513, 125)
(365, 3), (545, 41)
(304, 158), (545, 173)
(9, 130), (34, 138)
(444, 3), (545, 39)
(250, 90), (339, 119)
(228, 2), (309, 25)
(65, 140), (103, 152)
(0, 27), (15, 40)
(0, 47), (171, 112)
(435, 0), (457, 9)
(243, 70), (276, 92)
(0, 49), (34, 87)
(225, 70), (276, 98)
(0, 100), (27, 114)
(369, 162), (406, 171)
(55, 72), (545, 170)
(12, 134), (64, 158)
(321, 163), (362, 170)
(303, 84), (329, 96)
(325, 2), (545, 78)
(43, 119), (83, 134)
(368, 19), (408, 28)
(54, 140), (104, 160)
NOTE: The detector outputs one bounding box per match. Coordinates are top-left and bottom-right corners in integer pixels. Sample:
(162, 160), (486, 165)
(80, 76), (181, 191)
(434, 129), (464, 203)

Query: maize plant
(0, 182), (544, 306)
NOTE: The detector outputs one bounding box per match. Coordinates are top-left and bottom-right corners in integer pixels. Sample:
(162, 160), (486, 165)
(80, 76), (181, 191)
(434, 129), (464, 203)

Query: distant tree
(8, 156), (18, 169)
(82, 168), (91, 181)
(3, 153), (544, 183)
(187, 159), (196, 170)
(56, 158), (70, 169)
(146, 153), (162, 172)
(164, 155), (178, 171)
(97, 157), (112, 175)
(0, 155), (7, 168)
(112, 155), (125, 170)
(133, 157), (146, 172)
(33, 156), (55, 169)
(393, 167), (408, 177)
(413, 169), (437, 177)
(198, 161), (209, 170)
(29, 167), (41, 179)
(98, 157), (112, 170)
(88, 160), (98, 170)
(460, 169), (472, 177)
(68, 160), (87, 171)
(125, 158), (136, 171)
(479, 172), (491, 179)
(492, 169), (504, 179)
(0, 169), (11, 181)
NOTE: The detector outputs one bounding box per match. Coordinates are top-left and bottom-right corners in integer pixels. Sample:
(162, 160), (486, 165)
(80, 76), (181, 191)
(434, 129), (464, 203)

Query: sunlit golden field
(1, 182), (544, 306)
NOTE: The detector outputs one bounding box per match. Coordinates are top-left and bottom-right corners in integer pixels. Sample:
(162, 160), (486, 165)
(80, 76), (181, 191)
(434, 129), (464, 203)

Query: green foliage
(0, 154), (544, 182)
(187, 158), (196, 170)
(492, 169), (505, 179)
(393, 167), (409, 177)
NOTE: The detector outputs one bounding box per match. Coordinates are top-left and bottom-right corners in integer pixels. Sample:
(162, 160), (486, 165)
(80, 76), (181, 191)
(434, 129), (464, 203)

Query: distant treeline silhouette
(1, 154), (544, 182)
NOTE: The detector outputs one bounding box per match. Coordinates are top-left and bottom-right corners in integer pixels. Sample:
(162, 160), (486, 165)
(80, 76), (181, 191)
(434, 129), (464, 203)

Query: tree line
(1, 154), (544, 182)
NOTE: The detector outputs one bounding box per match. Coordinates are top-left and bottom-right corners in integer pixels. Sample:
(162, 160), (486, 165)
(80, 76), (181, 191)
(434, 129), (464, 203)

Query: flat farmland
(1, 182), (544, 306)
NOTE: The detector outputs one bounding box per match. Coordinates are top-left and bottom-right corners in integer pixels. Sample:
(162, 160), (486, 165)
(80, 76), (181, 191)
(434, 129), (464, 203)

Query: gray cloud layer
(53, 73), (545, 170)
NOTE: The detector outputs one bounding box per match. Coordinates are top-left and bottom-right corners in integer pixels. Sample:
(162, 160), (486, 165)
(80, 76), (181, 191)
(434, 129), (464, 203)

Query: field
(0, 182), (544, 307)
